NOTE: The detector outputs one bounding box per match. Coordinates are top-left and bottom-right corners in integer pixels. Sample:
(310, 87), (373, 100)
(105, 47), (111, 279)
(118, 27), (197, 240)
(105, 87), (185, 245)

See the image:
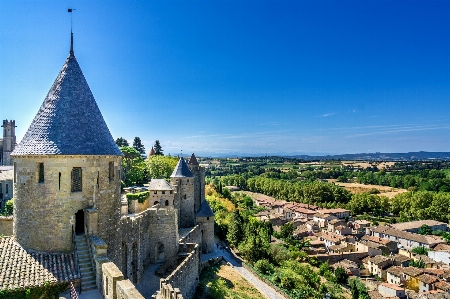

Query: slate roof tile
(170, 158), (193, 178)
(11, 50), (121, 156)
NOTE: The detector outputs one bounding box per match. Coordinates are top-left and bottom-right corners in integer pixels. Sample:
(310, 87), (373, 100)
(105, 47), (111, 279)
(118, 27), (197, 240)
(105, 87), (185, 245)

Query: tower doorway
(75, 209), (84, 235)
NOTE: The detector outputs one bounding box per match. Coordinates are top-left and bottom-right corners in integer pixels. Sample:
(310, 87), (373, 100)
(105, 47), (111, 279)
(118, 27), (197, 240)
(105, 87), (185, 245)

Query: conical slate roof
(12, 45), (122, 156)
(196, 200), (214, 217)
(170, 158), (193, 178)
(188, 153), (199, 166)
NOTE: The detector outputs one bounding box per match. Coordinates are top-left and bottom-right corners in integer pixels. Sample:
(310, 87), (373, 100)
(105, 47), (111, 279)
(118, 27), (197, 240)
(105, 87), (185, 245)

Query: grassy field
(194, 262), (265, 299)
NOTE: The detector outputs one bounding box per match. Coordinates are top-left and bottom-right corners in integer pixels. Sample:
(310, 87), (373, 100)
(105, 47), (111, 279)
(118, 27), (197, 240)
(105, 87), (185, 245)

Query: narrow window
(170, 190), (173, 194)
(165, 200), (169, 206)
(109, 162), (114, 182)
(162, 191), (165, 195)
(183, 194), (186, 199)
(6, 184), (8, 194)
(154, 191), (157, 194)
(71, 167), (82, 192)
(59, 172), (61, 190)
(97, 171), (100, 188)
(38, 163), (44, 183)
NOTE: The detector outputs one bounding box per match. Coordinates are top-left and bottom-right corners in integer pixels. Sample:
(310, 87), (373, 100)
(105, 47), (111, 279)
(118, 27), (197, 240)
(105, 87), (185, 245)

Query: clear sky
(1, 0), (449, 156)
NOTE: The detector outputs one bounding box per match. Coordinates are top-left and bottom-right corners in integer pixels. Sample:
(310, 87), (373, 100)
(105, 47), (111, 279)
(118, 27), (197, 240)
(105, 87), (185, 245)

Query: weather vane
(68, 8), (76, 55)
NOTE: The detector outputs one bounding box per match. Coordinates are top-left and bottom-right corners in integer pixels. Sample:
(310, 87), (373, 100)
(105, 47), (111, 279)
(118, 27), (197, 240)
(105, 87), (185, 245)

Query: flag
(70, 282), (79, 299)
(68, 9), (72, 12)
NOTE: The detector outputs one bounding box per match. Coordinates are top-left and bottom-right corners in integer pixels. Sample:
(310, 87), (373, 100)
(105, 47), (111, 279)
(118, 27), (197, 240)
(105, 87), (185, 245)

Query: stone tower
(188, 153), (205, 213)
(170, 157), (195, 228)
(1, 120), (16, 166)
(11, 34), (123, 253)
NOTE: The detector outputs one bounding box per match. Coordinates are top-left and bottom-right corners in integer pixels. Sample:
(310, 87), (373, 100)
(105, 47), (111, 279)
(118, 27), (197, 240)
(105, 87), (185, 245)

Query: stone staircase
(74, 234), (97, 291)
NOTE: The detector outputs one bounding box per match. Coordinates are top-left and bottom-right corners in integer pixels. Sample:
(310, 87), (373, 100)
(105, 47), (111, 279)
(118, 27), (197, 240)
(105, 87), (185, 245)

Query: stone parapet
(102, 262), (124, 299)
(162, 243), (200, 299)
(116, 279), (145, 299)
(0, 215), (13, 236)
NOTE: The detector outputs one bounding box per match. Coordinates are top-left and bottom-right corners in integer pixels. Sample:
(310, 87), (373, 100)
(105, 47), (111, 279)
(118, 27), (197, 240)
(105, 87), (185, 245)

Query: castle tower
(1, 120), (16, 166)
(11, 34), (123, 253)
(188, 153), (205, 213)
(170, 157), (195, 228)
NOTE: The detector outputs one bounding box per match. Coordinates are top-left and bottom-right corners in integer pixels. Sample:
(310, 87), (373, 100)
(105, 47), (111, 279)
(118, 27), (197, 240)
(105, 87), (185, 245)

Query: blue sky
(1, 1), (449, 156)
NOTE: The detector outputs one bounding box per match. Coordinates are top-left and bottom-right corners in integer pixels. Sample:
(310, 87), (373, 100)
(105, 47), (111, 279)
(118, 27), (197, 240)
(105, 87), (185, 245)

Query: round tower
(188, 153), (205, 213)
(11, 38), (123, 253)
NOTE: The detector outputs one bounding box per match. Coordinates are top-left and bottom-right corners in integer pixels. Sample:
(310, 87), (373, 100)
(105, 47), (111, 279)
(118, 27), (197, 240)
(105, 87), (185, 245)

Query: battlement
(2, 120), (16, 128)
(158, 243), (199, 299)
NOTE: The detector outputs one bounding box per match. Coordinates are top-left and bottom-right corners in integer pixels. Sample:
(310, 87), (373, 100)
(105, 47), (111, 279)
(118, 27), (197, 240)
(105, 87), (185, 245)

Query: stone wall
(171, 177), (194, 228)
(188, 165), (205, 213)
(159, 243), (200, 299)
(102, 262), (146, 299)
(111, 207), (179, 284)
(13, 155), (122, 253)
(179, 225), (202, 245)
(195, 216), (215, 253)
(0, 216), (12, 236)
(128, 197), (150, 214)
(149, 190), (175, 208)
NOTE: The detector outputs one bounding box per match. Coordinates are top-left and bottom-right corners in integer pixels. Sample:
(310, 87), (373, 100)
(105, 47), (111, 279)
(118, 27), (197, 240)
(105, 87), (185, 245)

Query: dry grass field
(194, 262), (264, 299)
(328, 180), (407, 198)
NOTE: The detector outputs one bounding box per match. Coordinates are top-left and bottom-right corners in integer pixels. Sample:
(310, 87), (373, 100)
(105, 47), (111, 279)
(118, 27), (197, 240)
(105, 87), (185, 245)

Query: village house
(319, 208), (350, 219)
(368, 255), (393, 280)
(417, 273), (439, 293)
(313, 213), (338, 228)
(378, 283), (406, 298)
(328, 219), (346, 233)
(390, 220), (448, 234)
(318, 231), (346, 248)
(368, 226), (445, 250)
(331, 259), (360, 276)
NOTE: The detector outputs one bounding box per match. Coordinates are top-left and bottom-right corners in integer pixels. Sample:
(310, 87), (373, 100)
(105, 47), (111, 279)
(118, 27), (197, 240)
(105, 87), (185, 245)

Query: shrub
(4, 198), (13, 216)
(126, 191), (149, 203)
(254, 259), (275, 275)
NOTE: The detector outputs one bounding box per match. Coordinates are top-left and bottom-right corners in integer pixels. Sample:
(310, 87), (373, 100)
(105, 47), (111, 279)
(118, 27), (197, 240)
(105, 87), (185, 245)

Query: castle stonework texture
(0, 120), (16, 166)
(3, 35), (214, 298)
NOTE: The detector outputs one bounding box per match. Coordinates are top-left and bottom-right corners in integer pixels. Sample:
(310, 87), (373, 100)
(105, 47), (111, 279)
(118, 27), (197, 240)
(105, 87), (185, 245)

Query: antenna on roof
(68, 8), (76, 55)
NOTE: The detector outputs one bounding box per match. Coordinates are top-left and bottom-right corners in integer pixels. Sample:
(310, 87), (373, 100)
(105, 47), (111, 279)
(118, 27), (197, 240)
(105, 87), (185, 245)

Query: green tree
(279, 222), (295, 239)
(146, 155), (178, 179)
(120, 146), (143, 186)
(132, 137), (146, 155)
(115, 137), (129, 147)
(334, 266), (349, 284)
(153, 140), (164, 156)
(418, 224), (433, 235)
(227, 211), (244, 247)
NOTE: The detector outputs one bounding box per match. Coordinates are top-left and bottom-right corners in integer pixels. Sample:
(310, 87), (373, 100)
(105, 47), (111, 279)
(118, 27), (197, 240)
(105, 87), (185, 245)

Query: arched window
(165, 200), (169, 206)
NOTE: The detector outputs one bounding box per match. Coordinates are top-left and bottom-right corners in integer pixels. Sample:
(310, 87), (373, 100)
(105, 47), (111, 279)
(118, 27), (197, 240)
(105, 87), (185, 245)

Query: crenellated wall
(157, 243), (200, 299)
(110, 207), (179, 284)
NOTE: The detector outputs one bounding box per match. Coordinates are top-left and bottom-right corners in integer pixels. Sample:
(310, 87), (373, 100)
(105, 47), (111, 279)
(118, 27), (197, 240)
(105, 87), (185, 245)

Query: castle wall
(1, 120), (16, 166)
(13, 155), (121, 252)
(149, 190), (175, 208)
(179, 225), (201, 244)
(0, 216), (13, 236)
(112, 208), (179, 284)
(189, 166), (205, 213)
(157, 243), (200, 299)
(171, 178), (194, 228)
(195, 217), (215, 253)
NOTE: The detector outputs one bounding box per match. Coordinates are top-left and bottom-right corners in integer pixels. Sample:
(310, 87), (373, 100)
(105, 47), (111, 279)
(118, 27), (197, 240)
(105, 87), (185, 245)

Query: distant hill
(285, 152), (450, 161)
